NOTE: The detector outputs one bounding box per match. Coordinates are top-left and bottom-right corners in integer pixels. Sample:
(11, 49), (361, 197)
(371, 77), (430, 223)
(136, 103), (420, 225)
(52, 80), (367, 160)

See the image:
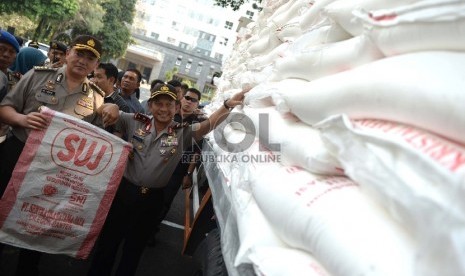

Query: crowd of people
(0, 30), (248, 276)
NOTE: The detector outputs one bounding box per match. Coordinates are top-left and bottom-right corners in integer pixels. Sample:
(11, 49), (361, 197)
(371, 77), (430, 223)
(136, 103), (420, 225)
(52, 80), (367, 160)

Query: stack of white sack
(210, 127), (331, 275)
(353, 0), (465, 56)
(249, 160), (417, 275)
(273, 51), (465, 145)
(205, 0), (465, 275)
(238, 105), (343, 175)
(268, 32), (384, 81)
(315, 114), (465, 276)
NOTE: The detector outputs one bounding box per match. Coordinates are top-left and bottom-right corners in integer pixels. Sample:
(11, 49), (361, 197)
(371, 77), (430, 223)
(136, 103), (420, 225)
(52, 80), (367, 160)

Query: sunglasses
(184, 95), (199, 103)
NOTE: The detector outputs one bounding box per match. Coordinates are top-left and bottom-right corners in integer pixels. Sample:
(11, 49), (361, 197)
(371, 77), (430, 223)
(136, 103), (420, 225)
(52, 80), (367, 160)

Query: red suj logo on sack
(51, 128), (113, 175)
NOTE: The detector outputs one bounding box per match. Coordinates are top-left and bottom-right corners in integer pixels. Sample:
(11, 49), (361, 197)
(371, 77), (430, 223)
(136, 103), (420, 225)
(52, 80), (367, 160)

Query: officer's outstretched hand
(100, 103), (120, 127)
(227, 86), (252, 109)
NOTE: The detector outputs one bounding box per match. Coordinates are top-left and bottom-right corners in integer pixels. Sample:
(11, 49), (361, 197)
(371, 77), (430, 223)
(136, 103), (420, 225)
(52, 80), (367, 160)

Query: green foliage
(213, 0), (262, 11)
(0, 0), (79, 41)
(1, 0), (136, 60)
(60, 0), (105, 35)
(0, 13), (36, 39)
(183, 79), (198, 90)
(165, 67), (179, 82)
(96, 0), (137, 61)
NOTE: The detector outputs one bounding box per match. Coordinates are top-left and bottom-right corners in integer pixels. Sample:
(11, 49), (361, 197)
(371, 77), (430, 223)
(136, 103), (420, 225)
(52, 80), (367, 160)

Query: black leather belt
(122, 177), (161, 196)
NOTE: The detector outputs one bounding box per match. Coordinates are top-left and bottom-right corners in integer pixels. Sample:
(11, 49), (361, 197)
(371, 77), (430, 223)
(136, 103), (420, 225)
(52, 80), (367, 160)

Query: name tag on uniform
(35, 89), (58, 105)
(77, 97), (93, 109)
(75, 96), (94, 116)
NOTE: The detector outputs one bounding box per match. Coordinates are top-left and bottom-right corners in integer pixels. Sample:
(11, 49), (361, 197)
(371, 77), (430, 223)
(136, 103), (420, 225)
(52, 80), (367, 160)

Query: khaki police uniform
(0, 65), (104, 143)
(6, 70), (20, 91)
(0, 65), (104, 197)
(88, 111), (200, 276)
(1, 34), (105, 275)
(119, 112), (196, 189)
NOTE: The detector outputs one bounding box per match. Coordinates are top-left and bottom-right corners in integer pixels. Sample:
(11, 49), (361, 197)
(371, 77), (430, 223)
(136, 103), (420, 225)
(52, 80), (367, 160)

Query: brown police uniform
(120, 112), (195, 189)
(0, 65), (104, 143)
(0, 64), (105, 198)
(88, 84), (200, 276)
(6, 70), (20, 91)
(0, 34), (105, 276)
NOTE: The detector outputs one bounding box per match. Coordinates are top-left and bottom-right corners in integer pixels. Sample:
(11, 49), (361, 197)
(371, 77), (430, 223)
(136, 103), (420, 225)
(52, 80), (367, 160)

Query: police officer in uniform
(45, 40), (67, 68)
(0, 34), (120, 276)
(0, 30), (20, 148)
(0, 30), (20, 101)
(87, 83), (248, 276)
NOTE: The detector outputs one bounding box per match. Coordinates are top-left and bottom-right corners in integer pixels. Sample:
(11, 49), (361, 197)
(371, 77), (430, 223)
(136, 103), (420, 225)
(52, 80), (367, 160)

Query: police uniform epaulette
(134, 113), (151, 124)
(89, 81), (105, 97)
(172, 122), (190, 129)
(33, 66), (58, 71)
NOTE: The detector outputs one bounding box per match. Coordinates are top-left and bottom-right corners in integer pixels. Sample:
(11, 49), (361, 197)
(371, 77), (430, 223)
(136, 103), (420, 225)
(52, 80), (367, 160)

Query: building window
(196, 62), (203, 75)
(214, 53), (223, 60)
(151, 32), (159, 39)
(225, 21), (233, 30)
(179, 42), (188, 49)
(175, 55), (182, 66)
(208, 65), (215, 77)
(128, 62), (137, 69)
(167, 37), (176, 44)
(186, 59), (192, 69)
(172, 21), (179, 31)
(246, 11), (254, 19)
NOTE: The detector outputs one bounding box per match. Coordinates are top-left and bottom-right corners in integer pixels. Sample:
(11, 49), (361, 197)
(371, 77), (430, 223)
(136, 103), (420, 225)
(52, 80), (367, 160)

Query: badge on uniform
(81, 83), (88, 95)
(36, 88), (58, 105)
(74, 95), (94, 116)
(56, 73), (63, 83)
(135, 128), (147, 137)
(161, 135), (178, 147)
(45, 80), (55, 90)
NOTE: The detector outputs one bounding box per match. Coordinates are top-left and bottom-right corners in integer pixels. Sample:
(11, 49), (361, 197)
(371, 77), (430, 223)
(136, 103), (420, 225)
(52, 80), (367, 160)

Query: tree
(213, 0), (262, 11)
(0, 13), (36, 39)
(55, 0), (106, 37)
(165, 67), (179, 82)
(1, 0), (136, 60)
(94, 0), (137, 61)
(0, 0), (79, 41)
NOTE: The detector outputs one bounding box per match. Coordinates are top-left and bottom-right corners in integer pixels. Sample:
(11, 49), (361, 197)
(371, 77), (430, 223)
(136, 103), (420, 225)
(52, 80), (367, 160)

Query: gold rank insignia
(135, 128), (147, 137)
(87, 39), (95, 47)
(45, 80), (55, 90)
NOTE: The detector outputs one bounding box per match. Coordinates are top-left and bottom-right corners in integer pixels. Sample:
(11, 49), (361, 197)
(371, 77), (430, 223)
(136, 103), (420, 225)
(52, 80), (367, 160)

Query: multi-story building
(113, 0), (257, 100)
